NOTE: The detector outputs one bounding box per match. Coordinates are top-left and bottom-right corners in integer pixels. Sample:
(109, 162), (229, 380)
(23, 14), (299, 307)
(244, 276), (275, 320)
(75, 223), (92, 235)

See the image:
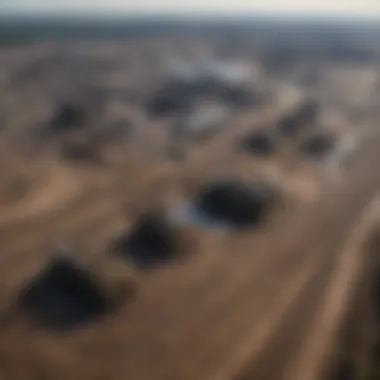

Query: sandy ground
(0, 32), (380, 380)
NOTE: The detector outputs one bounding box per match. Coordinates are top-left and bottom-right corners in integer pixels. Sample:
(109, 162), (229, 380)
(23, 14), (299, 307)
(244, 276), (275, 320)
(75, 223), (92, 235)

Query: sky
(1, 0), (380, 18)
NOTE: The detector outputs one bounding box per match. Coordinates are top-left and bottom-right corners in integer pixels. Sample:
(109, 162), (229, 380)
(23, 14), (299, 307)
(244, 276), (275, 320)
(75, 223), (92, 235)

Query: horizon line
(1, 9), (380, 20)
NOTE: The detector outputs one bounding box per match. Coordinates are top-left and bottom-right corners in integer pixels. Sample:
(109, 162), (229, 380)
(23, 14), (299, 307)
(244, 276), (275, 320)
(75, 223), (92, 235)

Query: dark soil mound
(146, 66), (258, 117)
(146, 82), (195, 117)
(277, 102), (318, 137)
(239, 131), (276, 157)
(18, 257), (109, 329)
(60, 141), (103, 165)
(300, 134), (334, 159)
(294, 101), (319, 124)
(220, 86), (260, 108)
(49, 103), (87, 134)
(194, 180), (274, 230)
(277, 114), (303, 137)
(115, 214), (178, 268)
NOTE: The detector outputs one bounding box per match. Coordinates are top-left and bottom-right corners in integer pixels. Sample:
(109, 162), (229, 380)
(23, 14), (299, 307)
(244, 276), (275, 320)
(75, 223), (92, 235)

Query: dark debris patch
(294, 101), (319, 125)
(146, 82), (194, 118)
(277, 102), (319, 137)
(300, 134), (335, 159)
(114, 214), (179, 269)
(219, 86), (262, 109)
(239, 131), (276, 157)
(146, 65), (258, 118)
(194, 180), (275, 230)
(277, 114), (302, 137)
(49, 102), (87, 134)
(60, 141), (103, 165)
(18, 257), (110, 329)
(96, 121), (132, 142)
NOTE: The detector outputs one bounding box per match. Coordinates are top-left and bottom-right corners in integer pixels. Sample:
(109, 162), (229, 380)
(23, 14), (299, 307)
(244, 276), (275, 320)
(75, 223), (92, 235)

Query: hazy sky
(1, 0), (380, 17)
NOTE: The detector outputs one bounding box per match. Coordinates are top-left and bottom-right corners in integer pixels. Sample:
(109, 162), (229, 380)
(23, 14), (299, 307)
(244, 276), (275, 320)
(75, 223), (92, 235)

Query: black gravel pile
(194, 180), (275, 230)
(114, 214), (178, 269)
(19, 257), (110, 329)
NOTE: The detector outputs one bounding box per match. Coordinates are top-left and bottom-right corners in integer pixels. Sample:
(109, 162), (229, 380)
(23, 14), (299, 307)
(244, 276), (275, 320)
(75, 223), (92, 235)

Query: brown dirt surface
(1, 20), (380, 380)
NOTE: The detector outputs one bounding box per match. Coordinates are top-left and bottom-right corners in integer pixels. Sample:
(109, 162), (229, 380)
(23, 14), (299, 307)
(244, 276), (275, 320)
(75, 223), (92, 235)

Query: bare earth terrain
(0, 18), (380, 380)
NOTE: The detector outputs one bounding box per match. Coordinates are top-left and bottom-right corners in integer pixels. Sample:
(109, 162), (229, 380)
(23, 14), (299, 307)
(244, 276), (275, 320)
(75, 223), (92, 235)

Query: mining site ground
(0, 17), (380, 380)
